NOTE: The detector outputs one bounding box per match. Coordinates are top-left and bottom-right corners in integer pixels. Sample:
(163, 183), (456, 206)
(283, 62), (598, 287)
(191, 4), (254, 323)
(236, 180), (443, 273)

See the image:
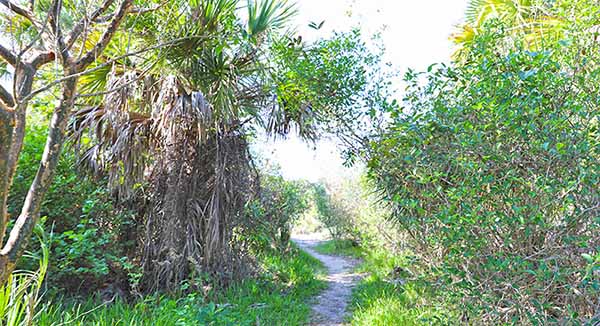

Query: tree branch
(0, 85), (14, 107)
(47, 0), (73, 64)
(20, 34), (210, 103)
(30, 51), (55, 69)
(0, 0), (36, 23)
(0, 71), (78, 281)
(77, 0), (132, 69)
(65, 0), (116, 50)
(0, 43), (16, 66)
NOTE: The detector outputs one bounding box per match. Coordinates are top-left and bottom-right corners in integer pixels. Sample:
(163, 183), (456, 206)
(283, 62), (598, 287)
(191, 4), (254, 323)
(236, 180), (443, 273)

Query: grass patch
(37, 246), (325, 326)
(310, 239), (452, 324)
(313, 239), (363, 258)
(349, 249), (454, 326)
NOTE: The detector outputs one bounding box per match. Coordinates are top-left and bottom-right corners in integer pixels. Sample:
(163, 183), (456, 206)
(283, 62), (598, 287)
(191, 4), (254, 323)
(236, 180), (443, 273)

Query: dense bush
(366, 24), (600, 323)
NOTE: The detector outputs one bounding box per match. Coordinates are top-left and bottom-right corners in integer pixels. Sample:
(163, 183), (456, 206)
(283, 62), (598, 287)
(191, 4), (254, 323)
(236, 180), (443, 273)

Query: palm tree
(71, 0), (357, 292)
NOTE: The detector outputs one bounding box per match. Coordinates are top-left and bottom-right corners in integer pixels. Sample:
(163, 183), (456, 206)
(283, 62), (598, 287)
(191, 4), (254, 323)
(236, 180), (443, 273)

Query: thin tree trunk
(0, 65), (35, 244)
(0, 106), (14, 245)
(0, 74), (77, 283)
(0, 0), (131, 285)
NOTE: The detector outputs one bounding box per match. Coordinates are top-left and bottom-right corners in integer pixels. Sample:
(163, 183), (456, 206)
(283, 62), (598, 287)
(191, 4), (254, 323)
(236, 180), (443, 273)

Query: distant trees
(248, 174), (309, 251)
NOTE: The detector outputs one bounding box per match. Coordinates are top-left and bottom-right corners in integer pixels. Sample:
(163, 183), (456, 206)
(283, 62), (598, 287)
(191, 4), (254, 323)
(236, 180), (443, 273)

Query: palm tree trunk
(139, 93), (257, 292)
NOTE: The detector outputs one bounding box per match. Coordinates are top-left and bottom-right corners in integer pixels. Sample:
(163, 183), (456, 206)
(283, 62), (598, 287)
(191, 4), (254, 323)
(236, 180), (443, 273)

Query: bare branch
(30, 50), (55, 68)
(130, 3), (166, 15)
(77, 0), (132, 69)
(0, 85), (14, 107)
(15, 0), (55, 62)
(21, 35), (210, 103)
(65, 0), (116, 50)
(0, 43), (16, 66)
(0, 0), (36, 23)
(92, 3), (165, 23)
(47, 0), (72, 63)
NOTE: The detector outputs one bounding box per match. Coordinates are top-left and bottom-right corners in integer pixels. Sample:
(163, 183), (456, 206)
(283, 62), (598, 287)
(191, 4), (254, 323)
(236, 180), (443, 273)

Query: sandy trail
(292, 234), (363, 326)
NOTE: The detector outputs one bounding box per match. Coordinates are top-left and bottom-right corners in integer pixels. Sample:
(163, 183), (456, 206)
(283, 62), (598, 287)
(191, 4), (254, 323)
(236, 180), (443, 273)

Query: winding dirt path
(292, 234), (363, 326)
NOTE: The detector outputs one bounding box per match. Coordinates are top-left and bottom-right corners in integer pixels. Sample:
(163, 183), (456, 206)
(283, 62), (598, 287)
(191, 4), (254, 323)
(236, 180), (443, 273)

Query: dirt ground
(292, 234), (364, 326)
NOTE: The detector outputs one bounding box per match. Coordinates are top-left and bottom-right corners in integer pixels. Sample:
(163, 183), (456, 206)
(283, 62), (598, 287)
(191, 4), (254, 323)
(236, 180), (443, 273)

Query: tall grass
(0, 225), (48, 326)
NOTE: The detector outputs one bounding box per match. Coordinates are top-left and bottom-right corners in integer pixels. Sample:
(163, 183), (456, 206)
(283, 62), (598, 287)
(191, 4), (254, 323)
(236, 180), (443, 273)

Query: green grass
(313, 239), (363, 258)
(350, 249), (454, 326)
(37, 246), (326, 326)
(312, 239), (453, 325)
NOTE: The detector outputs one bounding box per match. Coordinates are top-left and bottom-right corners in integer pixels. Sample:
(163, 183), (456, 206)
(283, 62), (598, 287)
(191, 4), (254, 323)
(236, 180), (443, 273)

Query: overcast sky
(256, 0), (469, 182)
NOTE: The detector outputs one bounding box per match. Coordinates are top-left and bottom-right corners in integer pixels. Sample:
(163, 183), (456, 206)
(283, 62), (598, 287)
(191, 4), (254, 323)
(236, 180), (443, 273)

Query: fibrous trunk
(139, 90), (257, 292)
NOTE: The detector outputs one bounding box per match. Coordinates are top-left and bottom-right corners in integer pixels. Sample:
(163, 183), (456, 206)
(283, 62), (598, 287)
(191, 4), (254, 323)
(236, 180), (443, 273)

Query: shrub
(366, 24), (600, 323)
(8, 124), (134, 294)
(310, 177), (396, 250)
(311, 183), (356, 240)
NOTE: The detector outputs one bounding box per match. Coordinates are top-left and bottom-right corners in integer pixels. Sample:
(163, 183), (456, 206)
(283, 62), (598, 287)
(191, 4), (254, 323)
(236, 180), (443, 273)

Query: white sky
(256, 0), (468, 182)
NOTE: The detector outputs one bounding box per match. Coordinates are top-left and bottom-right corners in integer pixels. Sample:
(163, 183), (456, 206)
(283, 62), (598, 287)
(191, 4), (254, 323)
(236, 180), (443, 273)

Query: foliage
(309, 175), (396, 249)
(269, 28), (394, 143)
(311, 183), (356, 240)
(8, 124), (133, 294)
(366, 20), (600, 323)
(245, 174), (310, 251)
(350, 249), (452, 326)
(451, 0), (564, 58)
(313, 239), (363, 259)
(36, 245), (325, 326)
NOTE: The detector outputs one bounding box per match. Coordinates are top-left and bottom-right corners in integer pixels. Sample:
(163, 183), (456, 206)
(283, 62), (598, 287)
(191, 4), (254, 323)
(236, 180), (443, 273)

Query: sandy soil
(292, 234), (364, 326)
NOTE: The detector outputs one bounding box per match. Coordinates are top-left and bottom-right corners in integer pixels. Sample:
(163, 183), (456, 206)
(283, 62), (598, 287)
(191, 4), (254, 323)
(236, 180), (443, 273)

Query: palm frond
(453, 0), (561, 57)
(247, 0), (297, 38)
(195, 0), (237, 28)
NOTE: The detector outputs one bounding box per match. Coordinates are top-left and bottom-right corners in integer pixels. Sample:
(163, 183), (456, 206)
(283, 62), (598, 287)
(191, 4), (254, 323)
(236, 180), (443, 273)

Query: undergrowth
(37, 246), (325, 326)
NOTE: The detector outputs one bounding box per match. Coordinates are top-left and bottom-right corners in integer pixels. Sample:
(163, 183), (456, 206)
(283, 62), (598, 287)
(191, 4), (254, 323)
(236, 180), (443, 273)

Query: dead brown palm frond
(266, 96), (320, 141)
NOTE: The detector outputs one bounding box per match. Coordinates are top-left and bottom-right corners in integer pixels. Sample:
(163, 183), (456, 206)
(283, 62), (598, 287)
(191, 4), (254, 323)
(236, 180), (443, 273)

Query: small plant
(0, 224), (49, 326)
